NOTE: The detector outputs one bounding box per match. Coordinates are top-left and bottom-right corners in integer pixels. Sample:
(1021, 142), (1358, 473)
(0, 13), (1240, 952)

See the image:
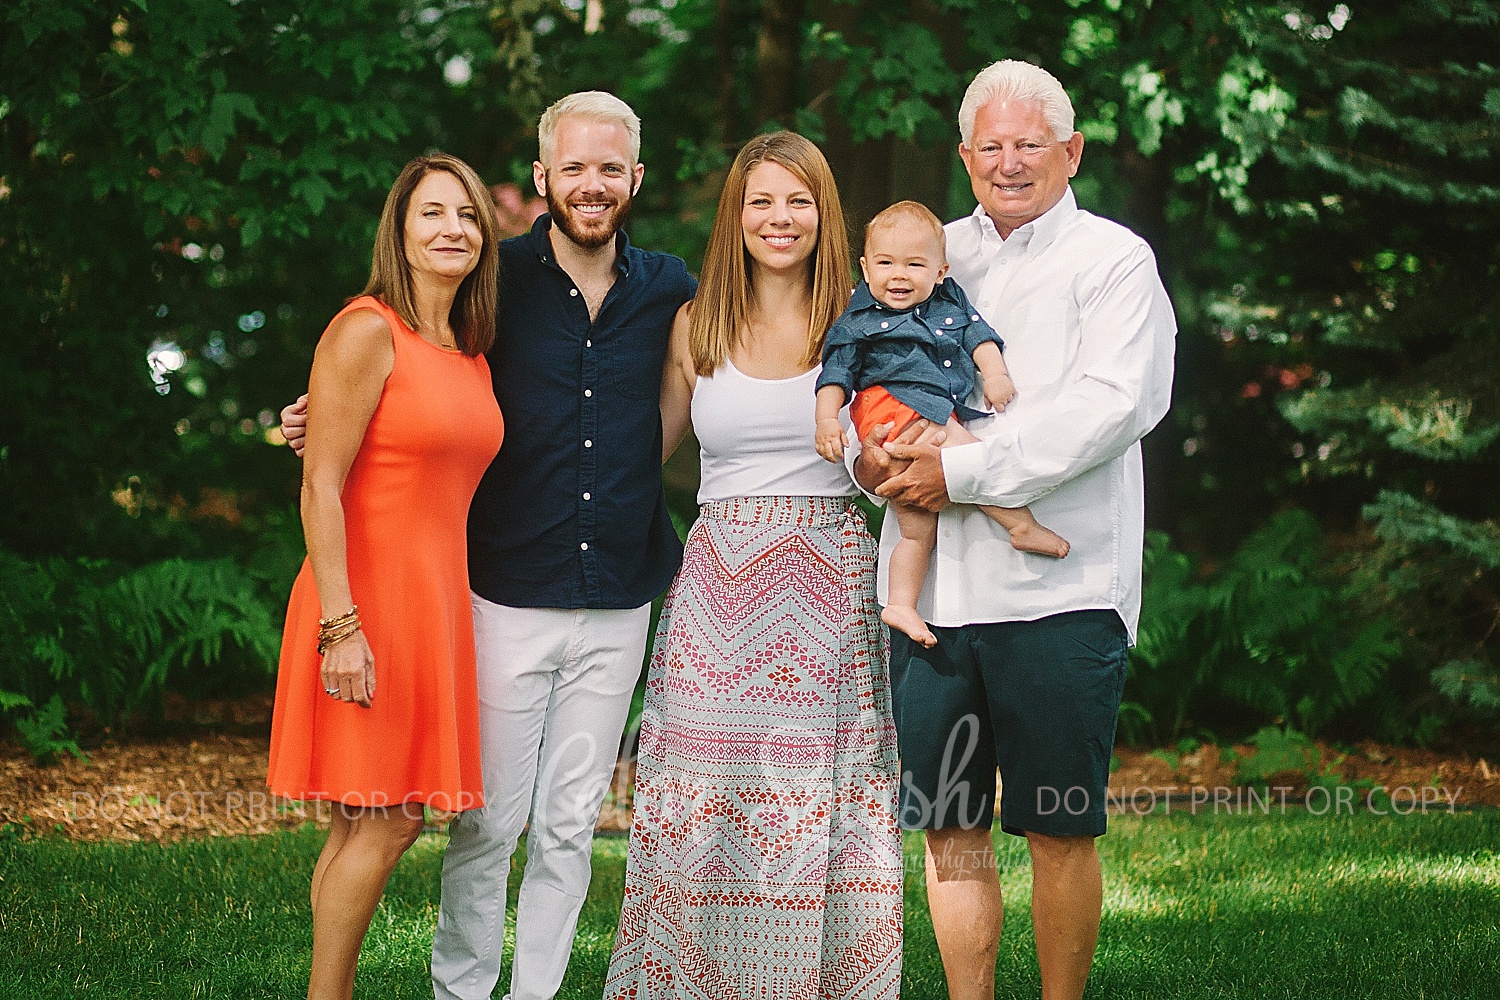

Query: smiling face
(958, 97), (1083, 238)
(403, 169), (483, 283)
(739, 160), (820, 275)
(860, 222), (949, 310)
(534, 114), (644, 251)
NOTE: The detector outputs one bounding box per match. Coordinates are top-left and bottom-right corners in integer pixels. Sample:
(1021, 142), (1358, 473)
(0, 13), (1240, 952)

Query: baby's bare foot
(1008, 522), (1070, 558)
(882, 606), (937, 647)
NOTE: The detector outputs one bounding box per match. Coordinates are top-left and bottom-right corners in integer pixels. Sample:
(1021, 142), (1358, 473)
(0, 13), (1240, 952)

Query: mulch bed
(1105, 740), (1500, 814)
(4, 712), (1496, 842)
(0, 734), (637, 842)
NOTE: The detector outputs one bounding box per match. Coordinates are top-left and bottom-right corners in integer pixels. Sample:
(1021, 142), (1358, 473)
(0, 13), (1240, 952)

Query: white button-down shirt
(865, 188), (1176, 640)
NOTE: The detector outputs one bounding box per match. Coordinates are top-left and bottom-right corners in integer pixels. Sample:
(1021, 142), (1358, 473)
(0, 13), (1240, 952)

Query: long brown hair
(362, 153), (499, 356)
(689, 132), (852, 376)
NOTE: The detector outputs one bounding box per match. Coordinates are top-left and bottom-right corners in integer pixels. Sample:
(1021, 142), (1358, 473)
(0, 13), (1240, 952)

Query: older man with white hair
(855, 60), (1176, 999)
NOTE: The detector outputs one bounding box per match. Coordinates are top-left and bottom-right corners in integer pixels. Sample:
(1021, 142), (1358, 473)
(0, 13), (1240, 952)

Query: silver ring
(325, 687), (339, 696)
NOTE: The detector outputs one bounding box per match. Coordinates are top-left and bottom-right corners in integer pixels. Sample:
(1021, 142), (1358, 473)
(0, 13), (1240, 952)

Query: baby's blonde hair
(864, 200), (946, 262)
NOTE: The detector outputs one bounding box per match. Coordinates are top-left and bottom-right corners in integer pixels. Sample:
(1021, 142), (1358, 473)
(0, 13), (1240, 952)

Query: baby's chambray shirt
(817, 277), (1003, 426)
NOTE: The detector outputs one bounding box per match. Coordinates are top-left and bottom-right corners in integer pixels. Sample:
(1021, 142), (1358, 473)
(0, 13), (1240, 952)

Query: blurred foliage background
(2, 0), (1497, 755)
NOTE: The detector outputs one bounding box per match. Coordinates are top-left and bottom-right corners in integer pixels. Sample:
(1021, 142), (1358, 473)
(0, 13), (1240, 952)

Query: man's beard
(546, 183), (632, 251)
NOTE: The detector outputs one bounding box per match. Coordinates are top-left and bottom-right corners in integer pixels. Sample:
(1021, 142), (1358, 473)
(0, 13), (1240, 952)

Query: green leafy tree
(1198, 3), (1500, 731)
(6, 0), (1498, 745)
(0, 0), (518, 565)
(0, 0), (543, 733)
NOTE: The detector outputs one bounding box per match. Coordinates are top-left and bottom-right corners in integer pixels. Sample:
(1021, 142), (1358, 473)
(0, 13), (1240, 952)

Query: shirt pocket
(606, 331), (666, 400)
(1002, 300), (1074, 389)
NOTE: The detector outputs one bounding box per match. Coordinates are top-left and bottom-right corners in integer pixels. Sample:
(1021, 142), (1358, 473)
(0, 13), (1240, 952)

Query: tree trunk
(755, 0), (805, 126)
(715, 0), (739, 139)
(1120, 144), (1184, 533)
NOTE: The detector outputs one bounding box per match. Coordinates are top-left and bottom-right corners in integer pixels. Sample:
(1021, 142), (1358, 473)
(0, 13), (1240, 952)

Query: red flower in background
(490, 182), (547, 238)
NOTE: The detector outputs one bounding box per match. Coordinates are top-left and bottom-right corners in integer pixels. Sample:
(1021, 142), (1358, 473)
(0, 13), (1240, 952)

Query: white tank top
(692, 358), (856, 503)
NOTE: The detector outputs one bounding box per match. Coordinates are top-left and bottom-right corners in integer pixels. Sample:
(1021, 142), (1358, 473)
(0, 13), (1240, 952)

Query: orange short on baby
(850, 385), (924, 444)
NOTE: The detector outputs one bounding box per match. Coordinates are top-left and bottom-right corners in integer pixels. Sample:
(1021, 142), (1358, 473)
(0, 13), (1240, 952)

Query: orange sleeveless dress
(267, 296), (502, 811)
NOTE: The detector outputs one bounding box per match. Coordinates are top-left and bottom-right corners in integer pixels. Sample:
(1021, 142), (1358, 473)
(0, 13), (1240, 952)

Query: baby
(815, 200), (1068, 648)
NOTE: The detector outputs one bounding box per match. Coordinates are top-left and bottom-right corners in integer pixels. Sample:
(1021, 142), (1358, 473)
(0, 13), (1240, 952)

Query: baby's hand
(984, 373), (1016, 411)
(815, 418), (847, 463)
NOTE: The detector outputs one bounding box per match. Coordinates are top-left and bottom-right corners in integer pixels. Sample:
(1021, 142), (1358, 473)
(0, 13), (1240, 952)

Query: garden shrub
(1124, 511), (1402, 745)
(0, 548), (282, 751)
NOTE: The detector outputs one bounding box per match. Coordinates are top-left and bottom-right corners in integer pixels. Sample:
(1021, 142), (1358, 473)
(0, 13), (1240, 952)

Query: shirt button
(586, 339), (592, 348)
(582, 492), (591, 500)
(570, 289), (579, 297)
(580, 542), (589, 551)
(880, 321), (889, 329)
(936, 330), (944, 336)
(584, 389), (592, 398)
(943, 360), (952, 367)
(972, 314), (980, 321)
(944, 317), (954, 325)
(584, 439), (593, 448)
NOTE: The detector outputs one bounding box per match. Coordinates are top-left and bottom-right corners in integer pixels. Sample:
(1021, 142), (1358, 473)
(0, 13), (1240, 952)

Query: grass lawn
(3, 811), (1497, 998)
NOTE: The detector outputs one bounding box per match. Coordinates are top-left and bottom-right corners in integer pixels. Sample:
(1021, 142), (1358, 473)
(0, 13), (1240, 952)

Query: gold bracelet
(318, 620), (361, 644)
(317, 622), (362, 655)
(319, 605), (359, 629)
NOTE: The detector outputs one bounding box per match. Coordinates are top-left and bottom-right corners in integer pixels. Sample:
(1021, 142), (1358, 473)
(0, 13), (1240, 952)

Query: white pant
(431, 596), (650, 1000)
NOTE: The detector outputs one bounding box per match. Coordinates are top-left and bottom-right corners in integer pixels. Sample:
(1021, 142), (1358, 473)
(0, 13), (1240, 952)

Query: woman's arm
(301, 308), (395, 707)
(659, 302), (696, 461)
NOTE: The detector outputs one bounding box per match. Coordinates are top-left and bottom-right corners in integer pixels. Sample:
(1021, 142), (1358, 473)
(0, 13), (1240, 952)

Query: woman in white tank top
(605, 134), (903, 999)
(691, 357), (852, 503)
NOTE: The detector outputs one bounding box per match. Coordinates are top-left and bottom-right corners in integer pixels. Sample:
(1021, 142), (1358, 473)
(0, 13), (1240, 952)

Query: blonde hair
(959, 59), (1075, 145)
(362, 153), (499, 357)
(689, 132), (852, 376)
(865, 200), (947, 262)
(538, 91), (642, 167)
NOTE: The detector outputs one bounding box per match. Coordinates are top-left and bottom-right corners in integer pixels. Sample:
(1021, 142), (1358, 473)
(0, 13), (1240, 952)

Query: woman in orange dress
(266, 152), (503, 1000)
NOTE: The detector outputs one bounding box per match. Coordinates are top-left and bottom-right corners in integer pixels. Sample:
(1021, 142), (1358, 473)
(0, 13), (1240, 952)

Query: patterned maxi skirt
(605, 496), (903, 1000)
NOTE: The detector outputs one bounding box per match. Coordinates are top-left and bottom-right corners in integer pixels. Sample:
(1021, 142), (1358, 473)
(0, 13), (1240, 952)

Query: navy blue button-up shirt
(467, 215), (697, 609)
(817, 277), (1002, 425)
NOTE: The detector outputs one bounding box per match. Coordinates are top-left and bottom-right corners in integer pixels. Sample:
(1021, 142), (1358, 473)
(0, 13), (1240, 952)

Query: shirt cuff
(942, 423), (1019, 504)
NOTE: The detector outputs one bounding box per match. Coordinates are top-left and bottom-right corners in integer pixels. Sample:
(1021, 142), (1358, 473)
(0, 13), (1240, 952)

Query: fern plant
(1126, 511), (1402, 744)
(2, 694), (84, 764)
(1124, 532), (1216, 743)
(0, 549), (283, 740)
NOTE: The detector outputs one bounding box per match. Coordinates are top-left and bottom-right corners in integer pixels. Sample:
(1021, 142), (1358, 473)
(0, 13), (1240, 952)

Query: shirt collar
(846, 280), (935, 317)
(968, 186), (1078, 258)
(848, 281), (881, 312)
(527, 213), (634, 276)
(846, 278), (965, 319)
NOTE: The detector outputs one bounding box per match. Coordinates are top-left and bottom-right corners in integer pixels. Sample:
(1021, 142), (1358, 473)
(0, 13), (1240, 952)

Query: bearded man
(429, 90), (696, 1000)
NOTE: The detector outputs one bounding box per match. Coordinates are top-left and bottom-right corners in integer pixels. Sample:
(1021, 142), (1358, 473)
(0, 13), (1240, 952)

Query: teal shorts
(888, 609), (1129, 837)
